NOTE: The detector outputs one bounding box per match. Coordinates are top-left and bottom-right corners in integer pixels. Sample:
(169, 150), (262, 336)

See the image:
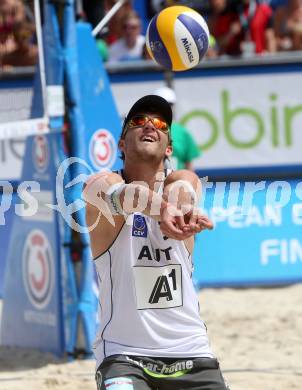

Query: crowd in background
(0, 0), (37, 68)
(0, 0), (302, 68)
(91, 0), (302, 63)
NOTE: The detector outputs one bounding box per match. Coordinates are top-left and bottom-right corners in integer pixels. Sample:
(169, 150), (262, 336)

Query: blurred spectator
(82, 0), (105, 29)
(108, 10), (145, 63)
(269, 0), (287, 11)
(2, 21), (37, 66)
(154, 86), (201, 171)
(0, 0), (24, 56)
(77, 0), (132, 46)
(207, 0), (242, 56)
(208, 0), (276, 56)
(0, 0), (25, 27)
(96, 38), (109, 62)
(274, 0), (302, 51)
(0, 0), (37, 68)
(237, 0), (276, 55)
(205, 34), (219, 58)
(105, 0), (133, 45)
(147, 0), (209, 18)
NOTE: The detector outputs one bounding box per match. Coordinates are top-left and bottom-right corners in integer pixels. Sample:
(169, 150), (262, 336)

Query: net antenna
(92, 0), (128, 37)
(0, 0), (49, 141)
(34, 0), (48, 115)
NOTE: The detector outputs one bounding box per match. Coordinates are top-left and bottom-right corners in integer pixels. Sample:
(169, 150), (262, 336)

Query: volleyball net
(0, 0), (48, 142)
(1, 0), (123, 356)
(0, 0), (50, 184)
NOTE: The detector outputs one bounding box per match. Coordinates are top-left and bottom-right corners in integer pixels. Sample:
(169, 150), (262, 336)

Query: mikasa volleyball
(146, 6), (210, 71)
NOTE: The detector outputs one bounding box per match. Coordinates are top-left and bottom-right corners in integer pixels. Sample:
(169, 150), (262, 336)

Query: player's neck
(123, 161), (165, 191)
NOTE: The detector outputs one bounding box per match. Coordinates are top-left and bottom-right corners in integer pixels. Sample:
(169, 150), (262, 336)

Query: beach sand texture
(0, 284), (302, 390)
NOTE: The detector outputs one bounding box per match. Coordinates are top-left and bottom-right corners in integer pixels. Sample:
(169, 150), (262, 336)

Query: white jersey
(93, 213), (214, 368)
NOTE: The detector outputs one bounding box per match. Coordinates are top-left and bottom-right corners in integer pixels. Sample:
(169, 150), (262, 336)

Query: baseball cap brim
(121, 95), (173, 136)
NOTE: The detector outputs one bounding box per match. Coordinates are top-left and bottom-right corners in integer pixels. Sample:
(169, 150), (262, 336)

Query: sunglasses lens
(130, 116), (147, 127)
(127, 115), (169, 133)
(152, 117), (168, 132)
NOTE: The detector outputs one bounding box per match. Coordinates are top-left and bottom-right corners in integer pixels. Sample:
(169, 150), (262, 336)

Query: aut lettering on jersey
(132, 214), (148, 237)
(138, 245), (172, 262)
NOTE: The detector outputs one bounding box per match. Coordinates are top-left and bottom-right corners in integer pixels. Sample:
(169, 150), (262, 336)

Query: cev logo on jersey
(89, 129), (117, 170)
(22, 229), (54, 310)
(132, 214), (148, 238)
(32, 134), (49, 173)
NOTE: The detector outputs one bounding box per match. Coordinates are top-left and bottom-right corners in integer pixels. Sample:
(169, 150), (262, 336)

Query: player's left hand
(181, 207), (214, 234)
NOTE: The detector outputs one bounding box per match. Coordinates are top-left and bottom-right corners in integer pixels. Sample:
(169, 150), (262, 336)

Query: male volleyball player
(83, 95), (229, 390)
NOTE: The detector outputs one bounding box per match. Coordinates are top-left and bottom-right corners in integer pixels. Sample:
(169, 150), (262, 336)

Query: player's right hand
(160, 204), (213, 240)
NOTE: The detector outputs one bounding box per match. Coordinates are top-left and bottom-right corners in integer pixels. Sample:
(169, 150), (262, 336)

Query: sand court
(1, 284), (302, 390)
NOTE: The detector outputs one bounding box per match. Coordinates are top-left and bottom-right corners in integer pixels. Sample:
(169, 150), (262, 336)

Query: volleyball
(146, 6), (210, 72)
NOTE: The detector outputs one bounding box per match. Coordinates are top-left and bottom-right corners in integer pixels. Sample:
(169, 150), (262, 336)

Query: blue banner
(0, 193), (17, 297)
(193, 180), (302, 287)
(76, 22), (122, 174)
(1, 133), (64, 355)
(57, 21), (123, 354)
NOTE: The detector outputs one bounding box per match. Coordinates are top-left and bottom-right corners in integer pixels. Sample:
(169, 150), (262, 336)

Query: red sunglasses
(125, 114), (170, 133)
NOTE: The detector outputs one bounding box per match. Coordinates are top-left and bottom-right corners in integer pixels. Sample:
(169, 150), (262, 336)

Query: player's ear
(165, 144), (173, 158)
(118, 138), (125, 153)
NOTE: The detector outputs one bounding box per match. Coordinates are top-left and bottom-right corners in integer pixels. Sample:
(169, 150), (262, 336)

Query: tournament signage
(193, 179), (302, 286)
(0, 193), (16, 297)
(76, 24), (122, 173)
(1, 133), (64, 354)
(0, 71), (48, 182)
(110, 65), (302, 174)
(22, 229), (54, 310)
(89, 129), (117, 170)
(0, 137), (26, 182)
(176, 72), (302, 173)
(32, 134), (49, 173)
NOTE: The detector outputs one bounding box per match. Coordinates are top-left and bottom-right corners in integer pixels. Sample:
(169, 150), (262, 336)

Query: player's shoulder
(165, 169), (199, 184)
(83, 171), (123, 193)
(87, 171), (122, 183)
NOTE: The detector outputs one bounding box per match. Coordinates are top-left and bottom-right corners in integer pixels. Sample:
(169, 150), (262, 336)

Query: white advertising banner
(0, 138), (26, 181)
(0, 118), (49, 181)
(111, 71), (302, 172)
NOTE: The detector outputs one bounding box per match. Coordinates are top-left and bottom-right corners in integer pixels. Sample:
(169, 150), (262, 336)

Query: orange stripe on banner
(157, 6), (191, 71)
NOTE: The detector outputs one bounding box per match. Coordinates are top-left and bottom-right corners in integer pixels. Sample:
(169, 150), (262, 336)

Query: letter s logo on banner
(89, 129), (117, 170)
(32, 135), (49, 173)
(22, 230), (54, 310)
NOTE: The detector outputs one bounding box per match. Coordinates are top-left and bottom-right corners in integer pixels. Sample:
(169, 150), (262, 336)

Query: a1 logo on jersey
(132, 214), (147, 238)
(133, 264), (183, 310)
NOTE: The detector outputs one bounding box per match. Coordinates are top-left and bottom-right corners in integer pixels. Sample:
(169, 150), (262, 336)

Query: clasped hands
(159, 203), (213, 241)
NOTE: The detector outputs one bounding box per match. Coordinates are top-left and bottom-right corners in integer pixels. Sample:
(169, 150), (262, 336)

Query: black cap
(121, 95), (173, 137)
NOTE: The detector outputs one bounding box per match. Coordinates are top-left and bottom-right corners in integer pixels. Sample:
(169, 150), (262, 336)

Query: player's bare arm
(162, 169), (213, 252)
(83, 169), (213, 257)
(83, 171), (126, 258)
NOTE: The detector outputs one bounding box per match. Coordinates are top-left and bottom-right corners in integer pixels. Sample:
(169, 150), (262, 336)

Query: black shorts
(95, 354), (230, 390)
